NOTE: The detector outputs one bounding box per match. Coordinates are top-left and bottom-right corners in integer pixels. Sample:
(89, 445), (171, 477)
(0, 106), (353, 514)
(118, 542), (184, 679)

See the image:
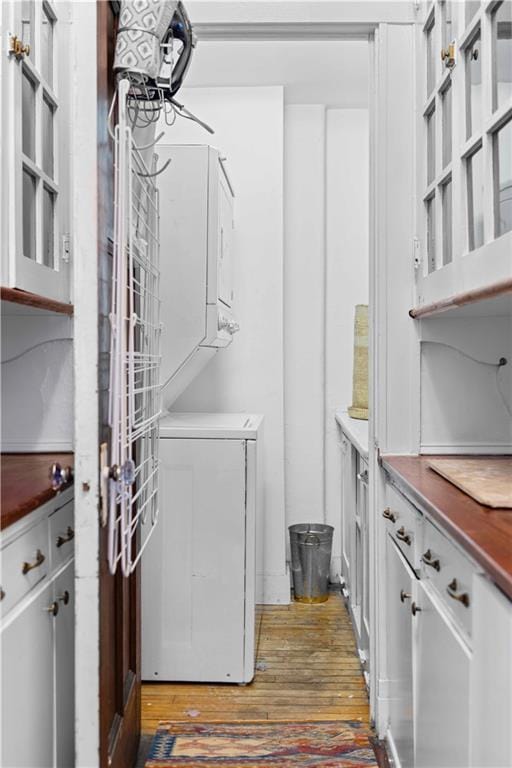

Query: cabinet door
(385, 535), (414, 768)
(2, 1), (71, 302)
(357, 456), (370, 661)
(1, 580), (55, 768)
(54, 561), (75, 768)
(340, 438), (356, 588)
(414, 581), (470, 768)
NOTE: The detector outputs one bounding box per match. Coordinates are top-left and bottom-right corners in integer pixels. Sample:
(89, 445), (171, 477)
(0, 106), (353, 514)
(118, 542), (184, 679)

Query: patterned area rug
(145, 721), (378, 767)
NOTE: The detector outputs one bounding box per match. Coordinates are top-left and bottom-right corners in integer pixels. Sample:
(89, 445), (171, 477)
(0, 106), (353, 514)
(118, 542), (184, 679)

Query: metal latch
(8, 34), (30, 59)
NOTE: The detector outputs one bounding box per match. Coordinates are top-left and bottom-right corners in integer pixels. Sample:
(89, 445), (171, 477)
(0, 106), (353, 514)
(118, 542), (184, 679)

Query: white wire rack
(108, 78), (162, 577)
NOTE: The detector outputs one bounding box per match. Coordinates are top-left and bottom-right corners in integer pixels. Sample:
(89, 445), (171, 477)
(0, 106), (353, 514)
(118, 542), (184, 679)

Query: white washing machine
(142, 412), (263, 684)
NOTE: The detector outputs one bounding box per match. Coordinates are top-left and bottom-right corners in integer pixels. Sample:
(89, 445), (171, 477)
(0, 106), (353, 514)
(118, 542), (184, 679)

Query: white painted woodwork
(470, 574), (512, 767)
(414, 581), (471, 768)
(157, 144), (237, 408)
(385, 536), (414, 768)
(142, 429), (258, 683)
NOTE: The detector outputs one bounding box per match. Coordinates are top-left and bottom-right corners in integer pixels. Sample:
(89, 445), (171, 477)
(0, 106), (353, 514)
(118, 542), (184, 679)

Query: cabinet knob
(50, 463), (74, 491)
(22, 549), (45, 575)
(421, 548), (440, 571)
(447, 579), (470, 608)
(56, 526), (74, 548)
(8, 35), (30, 59)
(400, 589), (411, 603)
(57, 591), (70, 606)
(44, 601), (59, 617)
(382, 508), (397, 523)
(411, 602), (422, 616)
(396, 526), (412, 546)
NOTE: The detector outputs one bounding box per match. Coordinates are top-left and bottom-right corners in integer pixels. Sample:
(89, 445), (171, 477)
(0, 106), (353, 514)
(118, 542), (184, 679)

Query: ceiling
(184, 40), (369, 108)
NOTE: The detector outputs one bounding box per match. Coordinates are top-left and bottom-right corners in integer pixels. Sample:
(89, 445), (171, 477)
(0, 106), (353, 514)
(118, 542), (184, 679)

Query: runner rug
(145, 720), (379, 767)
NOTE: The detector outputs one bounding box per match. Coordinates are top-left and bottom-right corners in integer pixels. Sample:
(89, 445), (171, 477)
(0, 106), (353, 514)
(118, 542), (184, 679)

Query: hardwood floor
(141, 591), (370, 732)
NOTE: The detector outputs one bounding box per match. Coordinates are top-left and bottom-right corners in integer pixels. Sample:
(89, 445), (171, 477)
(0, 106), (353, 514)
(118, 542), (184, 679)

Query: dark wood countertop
(1, 453), (74, 532)
(382, 455), (512, 600)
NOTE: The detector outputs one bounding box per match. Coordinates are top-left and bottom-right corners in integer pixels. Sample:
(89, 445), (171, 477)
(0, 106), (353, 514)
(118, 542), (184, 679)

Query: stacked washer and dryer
(141, 145), (263, 684)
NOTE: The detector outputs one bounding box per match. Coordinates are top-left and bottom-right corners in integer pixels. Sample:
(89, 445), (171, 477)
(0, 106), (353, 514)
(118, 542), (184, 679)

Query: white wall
(160, 86), (290, 604)
(324, 109), (369, 577)
(284, 105), (326, 529)
(420, 315), (512, 452)
(1, 306), (73, 451)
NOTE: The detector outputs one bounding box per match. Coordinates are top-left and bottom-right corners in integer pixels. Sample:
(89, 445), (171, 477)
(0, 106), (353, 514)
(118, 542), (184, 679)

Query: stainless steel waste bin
(289, 524), (334, 603)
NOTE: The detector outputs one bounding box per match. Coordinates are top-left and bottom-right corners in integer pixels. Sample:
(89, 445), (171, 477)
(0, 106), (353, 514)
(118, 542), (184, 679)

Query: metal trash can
(289, 524), (334, 603)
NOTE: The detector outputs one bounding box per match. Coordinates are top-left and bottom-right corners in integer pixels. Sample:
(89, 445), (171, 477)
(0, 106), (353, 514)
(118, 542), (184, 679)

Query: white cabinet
(54, 561), (75, 768)
(1, 579), (55, 768)
(142, 413), (262, 684)
(0, 492), (74, 768)
(414, 581), (470, 768)
(470, 575), (512, 767)
(385, 535), (414, 768)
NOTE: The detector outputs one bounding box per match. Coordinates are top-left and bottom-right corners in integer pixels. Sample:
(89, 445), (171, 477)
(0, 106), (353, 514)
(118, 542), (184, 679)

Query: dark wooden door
(97, 4), (141, 767)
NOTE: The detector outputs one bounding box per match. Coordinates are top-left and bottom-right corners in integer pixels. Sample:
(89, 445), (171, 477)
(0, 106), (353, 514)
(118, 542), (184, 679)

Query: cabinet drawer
(420, 518), (473, 637)
(383, 484), (422, 570)
(49, 500), (74, 571)
(1, 518), (49, 617)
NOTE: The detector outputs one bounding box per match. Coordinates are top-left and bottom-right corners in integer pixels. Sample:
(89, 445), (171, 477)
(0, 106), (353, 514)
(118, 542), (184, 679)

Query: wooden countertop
(382, 455), (512, 600)
(1, 453), (74, 531)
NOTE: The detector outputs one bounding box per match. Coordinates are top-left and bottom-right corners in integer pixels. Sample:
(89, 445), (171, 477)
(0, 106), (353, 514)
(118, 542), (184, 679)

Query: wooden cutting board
(428, 458), (512, 509)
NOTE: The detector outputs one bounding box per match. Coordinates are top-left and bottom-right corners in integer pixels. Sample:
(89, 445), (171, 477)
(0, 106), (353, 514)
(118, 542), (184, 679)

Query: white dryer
(142, 412), (263, 684)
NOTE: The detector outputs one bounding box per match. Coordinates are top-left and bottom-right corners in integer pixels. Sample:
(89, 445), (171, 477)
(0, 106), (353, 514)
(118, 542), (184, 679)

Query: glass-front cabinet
(1, 1), (71, 303)
(416, 0), (512, 308)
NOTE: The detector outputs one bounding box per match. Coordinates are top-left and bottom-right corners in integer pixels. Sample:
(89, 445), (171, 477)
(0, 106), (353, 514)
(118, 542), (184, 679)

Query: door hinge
(412, 236), (421, 271)
(61, 234), (72, 264)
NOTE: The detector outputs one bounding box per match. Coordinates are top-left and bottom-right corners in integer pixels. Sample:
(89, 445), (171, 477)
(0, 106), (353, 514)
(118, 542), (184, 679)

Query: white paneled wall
(325, 109), (369, 578)
(162, 86), (290, 604)
(1, 308), (73, 451)
(284, 105), (326, 529)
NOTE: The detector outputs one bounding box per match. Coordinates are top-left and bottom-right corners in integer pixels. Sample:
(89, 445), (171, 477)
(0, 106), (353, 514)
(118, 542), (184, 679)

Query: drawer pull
(0, 587), (5, 601)
(58, 591), (70, 606)
(447, 579), (470, 608)
(422, 549), (440, 571)
(382, 508), (397, 523)
(411, 602), (422, 616)
(44, 601), (59, 617)
(56, 526), (75, 548)
(22, 549), (45, 575)
(400, 590), (411, 603)
(396, 526), (412, 546)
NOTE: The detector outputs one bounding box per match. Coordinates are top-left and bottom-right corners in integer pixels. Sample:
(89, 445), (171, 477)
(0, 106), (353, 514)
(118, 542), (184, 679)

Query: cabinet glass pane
(426, 16), (436, 97)
(442, 83), (452, 168)
(21, 1), (35, 61)
(465, 1), (480, 25)
(495, 118), (512, 237)
(41, 6), (54, 86)
(427, 108), (436, 184)
(493, 2), (512, 111)
(427, 196), (436, 272)
(42, 97), (54, 177)
(22, 170), (36, 261)
(467, 147), (484, 251)
(22, 70), (36, 160)
(42, 187), (55, 268)
(466, 31), (482, 139)
(442, 180), (453, 265)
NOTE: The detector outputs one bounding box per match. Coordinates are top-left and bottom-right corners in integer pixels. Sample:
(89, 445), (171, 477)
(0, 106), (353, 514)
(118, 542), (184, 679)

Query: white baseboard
(330, 555), (342, 584)
(256, 568), (291, 605)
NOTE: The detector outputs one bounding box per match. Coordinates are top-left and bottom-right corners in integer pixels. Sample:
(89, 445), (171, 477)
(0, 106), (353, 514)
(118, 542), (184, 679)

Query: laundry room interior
(1, 2), (511, 768)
